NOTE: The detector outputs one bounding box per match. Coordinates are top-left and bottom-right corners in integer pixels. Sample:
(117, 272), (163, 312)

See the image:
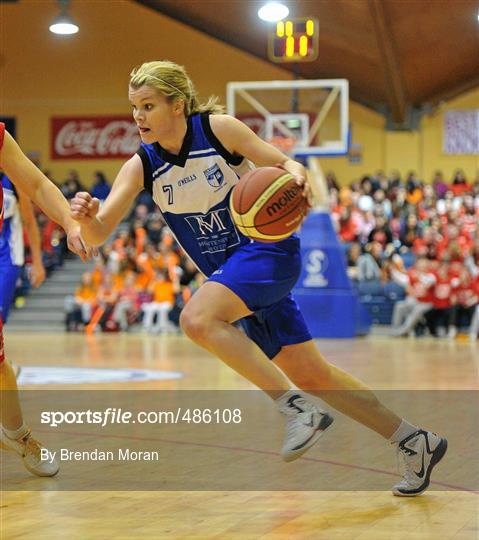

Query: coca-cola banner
(51, 116), (141, 159)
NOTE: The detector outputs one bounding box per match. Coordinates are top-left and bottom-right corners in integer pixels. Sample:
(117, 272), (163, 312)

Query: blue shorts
(208, 237), (312, 359)
(0, 264), (21, 323)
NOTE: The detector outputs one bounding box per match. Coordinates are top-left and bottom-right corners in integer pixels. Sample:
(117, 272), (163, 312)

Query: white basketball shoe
(0, 427), (59, 477)
(393, 429), (447, 496)
(277, 391), (334, 462)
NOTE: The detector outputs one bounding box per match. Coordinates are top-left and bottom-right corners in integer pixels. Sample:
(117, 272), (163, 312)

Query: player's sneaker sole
(282, 413), (334, 463)
(393, 437), (448, 497)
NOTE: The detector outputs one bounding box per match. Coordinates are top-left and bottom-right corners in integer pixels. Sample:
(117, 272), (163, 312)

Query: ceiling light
(49, 0), (79, 35)
(258, 2), (289, 22)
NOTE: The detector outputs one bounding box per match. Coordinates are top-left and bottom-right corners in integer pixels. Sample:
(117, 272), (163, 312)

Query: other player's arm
(17, 190), (46, 287)
(0, 130), (90, 261)
(71, 154), (144, 247)
(210, 115), (311, 205)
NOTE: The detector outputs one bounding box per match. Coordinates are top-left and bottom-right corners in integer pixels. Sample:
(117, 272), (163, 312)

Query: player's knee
(281, 353), (333, 390)
(294, 365), (333, 390)
(179, 307), (210, 345)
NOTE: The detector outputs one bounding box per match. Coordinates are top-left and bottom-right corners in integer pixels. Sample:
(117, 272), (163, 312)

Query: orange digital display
(268, 18), (319, 63)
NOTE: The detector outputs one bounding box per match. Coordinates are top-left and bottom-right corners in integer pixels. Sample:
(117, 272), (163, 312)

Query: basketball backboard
(226, 79), (349, 159)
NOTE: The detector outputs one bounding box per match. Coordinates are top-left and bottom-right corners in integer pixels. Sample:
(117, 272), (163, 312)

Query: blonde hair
(129, 60), (224, 116)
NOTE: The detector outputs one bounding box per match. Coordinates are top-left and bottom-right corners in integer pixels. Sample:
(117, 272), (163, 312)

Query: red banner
(50, 116), (141, 159)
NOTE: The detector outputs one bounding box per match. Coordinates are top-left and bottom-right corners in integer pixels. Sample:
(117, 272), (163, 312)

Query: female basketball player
(0, 123), (90, 476)
(71, 61), (447, 495)
(0, 173), (46, 323)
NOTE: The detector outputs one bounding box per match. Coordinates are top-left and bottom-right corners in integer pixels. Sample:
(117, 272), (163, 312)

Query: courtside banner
(50, 116), (140, 159)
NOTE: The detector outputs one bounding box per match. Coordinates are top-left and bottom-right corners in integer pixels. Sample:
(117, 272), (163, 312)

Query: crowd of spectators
(65, 200), (204, 333)
(22, 166), (478, 340)
(329, 168), (479, 339)
(14, 170), (112, 306)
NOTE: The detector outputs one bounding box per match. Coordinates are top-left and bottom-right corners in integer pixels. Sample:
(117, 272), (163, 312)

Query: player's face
(128, 85), (179, 143)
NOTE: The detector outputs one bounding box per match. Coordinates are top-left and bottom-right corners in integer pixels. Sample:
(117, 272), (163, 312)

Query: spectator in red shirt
(469, 275), (479, 341)
(390, 256), (436, 336)
(335, 207), (359, 243)
(450, 169), (471, 197)
(451, 268), (479, 336)
(425, 262), (459, 337)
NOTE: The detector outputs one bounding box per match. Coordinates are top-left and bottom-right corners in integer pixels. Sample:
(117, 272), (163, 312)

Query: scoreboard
(268, 17), (319, 63)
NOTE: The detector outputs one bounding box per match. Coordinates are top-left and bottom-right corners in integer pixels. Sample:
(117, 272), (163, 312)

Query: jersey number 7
(162, 185), (174, 205)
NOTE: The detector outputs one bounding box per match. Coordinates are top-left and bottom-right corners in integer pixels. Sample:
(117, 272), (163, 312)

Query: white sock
(389, 419), (418, 444)
(3, 423), (29, 440)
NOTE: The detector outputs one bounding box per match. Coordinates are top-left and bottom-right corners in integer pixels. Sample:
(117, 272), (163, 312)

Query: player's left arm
(210, 115), (312, 206)
(17, 190), (46, 287)
(0, 131), (91, 261)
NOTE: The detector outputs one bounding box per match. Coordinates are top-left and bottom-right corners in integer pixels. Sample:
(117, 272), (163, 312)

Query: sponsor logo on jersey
(185, 208), (240, 254)
(203, 164), (225, 190)
(186, 209), (229, 236)
(178, 174), (197, 187)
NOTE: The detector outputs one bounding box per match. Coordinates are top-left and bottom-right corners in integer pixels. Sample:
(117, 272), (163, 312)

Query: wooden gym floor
(1, 333), (478, 539)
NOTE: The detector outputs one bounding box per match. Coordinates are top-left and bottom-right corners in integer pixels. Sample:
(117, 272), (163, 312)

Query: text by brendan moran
(41, 448), (160, 463)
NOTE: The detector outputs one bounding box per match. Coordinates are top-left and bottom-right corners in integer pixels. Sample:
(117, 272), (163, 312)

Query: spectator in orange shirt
(142, 269), (179, 333)
(91, 260), (106, 289)
(113, 273), (140, 331)
(96, 274), (121, 330)
(65, 271), (97, 330)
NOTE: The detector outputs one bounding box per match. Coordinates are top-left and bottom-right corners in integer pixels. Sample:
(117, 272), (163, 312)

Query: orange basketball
(230, 167), (308, 243)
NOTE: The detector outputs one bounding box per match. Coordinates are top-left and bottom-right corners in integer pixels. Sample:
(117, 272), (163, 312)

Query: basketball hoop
(267, 136), (297, 155)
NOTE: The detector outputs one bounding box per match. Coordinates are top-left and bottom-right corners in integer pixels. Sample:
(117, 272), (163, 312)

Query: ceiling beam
(423, 76), (479, 107)
(368, 0), (408, 123)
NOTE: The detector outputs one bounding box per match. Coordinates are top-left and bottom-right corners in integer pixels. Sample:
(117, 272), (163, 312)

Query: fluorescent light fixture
(49, 0), (79, 35)
(49, 20), (79, 35)
(258, 2), (289, 22)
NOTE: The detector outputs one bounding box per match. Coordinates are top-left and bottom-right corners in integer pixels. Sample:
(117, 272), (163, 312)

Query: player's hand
(30, 261), (46, 288)
(295, 175), (313, 208)
(66, 225), (97, 262)
(275, 163), (313, 209)
(70, 192), (100, 224)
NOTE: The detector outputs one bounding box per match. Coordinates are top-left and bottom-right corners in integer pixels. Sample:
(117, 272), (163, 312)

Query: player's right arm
(71, 154), (144, 246)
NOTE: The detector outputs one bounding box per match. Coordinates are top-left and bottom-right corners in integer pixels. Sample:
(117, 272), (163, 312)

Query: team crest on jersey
(203, 164), (225, 190)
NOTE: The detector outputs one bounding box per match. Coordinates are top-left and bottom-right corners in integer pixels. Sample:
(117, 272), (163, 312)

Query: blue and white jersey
(0, 175), (23, 266)
(137, 113), (254, 276)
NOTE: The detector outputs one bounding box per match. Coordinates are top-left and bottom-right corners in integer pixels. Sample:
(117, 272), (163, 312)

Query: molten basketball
(230, 167), (308, 242)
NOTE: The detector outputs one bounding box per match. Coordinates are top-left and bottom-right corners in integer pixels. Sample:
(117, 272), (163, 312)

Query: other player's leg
(0, 326), (59, 477)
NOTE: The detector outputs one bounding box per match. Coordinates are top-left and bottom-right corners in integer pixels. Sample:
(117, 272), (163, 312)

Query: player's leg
(0, 264), (21, 323)
(180, 281), (333, 461)
(273, 340), (401, 437)
(0, 326), (59, 476)
(274, 340), (447, 496)
(0, 264), (23, 375)
(180, 280), (289, 398)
